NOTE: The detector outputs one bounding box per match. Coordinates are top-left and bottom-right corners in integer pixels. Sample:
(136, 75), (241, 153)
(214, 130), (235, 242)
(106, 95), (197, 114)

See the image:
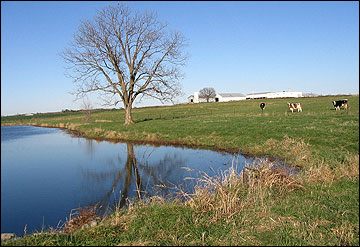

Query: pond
(1, 125), (277, 236)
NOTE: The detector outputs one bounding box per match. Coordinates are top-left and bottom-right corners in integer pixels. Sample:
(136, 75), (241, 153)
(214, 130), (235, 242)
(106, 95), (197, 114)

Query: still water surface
(1, 125), (258, 236)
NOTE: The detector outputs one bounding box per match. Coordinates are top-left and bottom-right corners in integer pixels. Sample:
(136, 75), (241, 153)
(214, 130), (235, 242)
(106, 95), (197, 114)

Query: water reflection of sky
(1, 126), (254, 236)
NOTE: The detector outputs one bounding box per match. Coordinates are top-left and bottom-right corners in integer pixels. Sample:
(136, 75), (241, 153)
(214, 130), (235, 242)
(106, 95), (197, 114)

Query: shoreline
(1, 123), (290, 238)
(1, 123), (286, 165)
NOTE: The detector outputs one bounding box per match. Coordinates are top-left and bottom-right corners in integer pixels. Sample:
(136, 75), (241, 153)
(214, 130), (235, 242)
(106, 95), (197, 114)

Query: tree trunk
(124, 104), (135, 125)
(127, 143), (142, 199)
(119, 143), (134, 207)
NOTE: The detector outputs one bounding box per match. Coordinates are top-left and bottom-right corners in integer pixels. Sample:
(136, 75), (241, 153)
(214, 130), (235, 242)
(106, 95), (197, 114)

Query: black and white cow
(287, 102), (302, 112)
(332, 99), (348, 111)
(260, 103), (265, 111)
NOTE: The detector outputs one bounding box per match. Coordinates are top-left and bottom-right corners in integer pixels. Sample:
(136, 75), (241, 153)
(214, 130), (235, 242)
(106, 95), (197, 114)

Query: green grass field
(2, 95), (358, 165)
(1, 95), (359, 246)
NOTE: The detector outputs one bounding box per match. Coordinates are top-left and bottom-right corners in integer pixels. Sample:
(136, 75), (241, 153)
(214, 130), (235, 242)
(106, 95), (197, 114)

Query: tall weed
(181, 159), (304, 223)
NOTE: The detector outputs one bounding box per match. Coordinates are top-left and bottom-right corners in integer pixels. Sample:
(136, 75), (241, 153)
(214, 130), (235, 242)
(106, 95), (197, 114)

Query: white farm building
(188, 90), (302, 103)
(215, 93), (246, 102)
(188, 92), (246, 103)
(246, 91), (303, 99)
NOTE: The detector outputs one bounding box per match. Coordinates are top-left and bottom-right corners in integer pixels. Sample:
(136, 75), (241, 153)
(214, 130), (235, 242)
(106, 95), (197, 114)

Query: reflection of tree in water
(78, 142), (186, 212)
(84, 139), (95, 158)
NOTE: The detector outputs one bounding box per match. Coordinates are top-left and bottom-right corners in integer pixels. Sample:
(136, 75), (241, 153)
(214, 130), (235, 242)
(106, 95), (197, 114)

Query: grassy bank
(1, 95), (359, 246)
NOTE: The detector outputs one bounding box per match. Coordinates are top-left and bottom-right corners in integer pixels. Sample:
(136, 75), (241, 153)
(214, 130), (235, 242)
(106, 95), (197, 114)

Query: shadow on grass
(135, 115), (191, 123)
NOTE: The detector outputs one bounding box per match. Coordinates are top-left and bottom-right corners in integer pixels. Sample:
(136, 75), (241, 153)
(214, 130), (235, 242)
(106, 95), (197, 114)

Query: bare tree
(61, 4), (187, 125)
(199, 87), (216, 102)
(81, 98), (93, 123)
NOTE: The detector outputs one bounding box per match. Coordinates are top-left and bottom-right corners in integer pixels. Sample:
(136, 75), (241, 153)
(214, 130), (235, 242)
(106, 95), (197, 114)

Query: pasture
(1, 95), (359, 246)
(2, 95), (358, 167)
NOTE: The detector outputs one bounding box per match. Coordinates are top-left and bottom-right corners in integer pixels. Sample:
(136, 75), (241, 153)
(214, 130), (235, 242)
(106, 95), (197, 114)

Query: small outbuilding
(188, 92), (200, 103)
(188, 95), (195, 103)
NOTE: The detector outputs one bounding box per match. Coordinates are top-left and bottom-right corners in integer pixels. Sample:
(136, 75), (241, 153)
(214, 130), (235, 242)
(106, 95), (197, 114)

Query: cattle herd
(259, 99), (349, 112)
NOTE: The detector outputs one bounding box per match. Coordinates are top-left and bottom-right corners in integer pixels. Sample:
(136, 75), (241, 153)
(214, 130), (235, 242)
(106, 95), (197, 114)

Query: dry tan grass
(102, 207), (134, 232)
(331, 221), (356, 246)
(141, 132), (159, 142)
(279, 135), (312, 165)
(61, 205), (100, 234)
(117, 241), (153, 246)
(273, 216), (333, 245)
(58, 123), (65, 128)
(181, 165), (248, 222)
(192, 190), (246, 221)
(105, 130), (118, 139)
(254, 135), (313, 170)
(67, 123), (80, 130)
(242, 160), (305, 195)
(306, 160), (335, 183)
(335, 153), (359, 179)
(306, 153), (359, 184)
(257, 136), (359, 185)
(181, 159), (304, 222)
(95, 119), (113, 123)
(93, 128), (104, 134)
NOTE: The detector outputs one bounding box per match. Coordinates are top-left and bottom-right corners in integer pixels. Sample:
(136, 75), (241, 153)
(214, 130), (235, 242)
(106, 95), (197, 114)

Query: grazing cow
(332, 99), (348, 111)
(260, 103), (266, 111)
(287, 102), (302, 112)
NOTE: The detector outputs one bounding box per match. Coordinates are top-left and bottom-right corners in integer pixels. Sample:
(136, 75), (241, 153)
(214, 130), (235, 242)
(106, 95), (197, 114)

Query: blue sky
(1, 1), (359, 116)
